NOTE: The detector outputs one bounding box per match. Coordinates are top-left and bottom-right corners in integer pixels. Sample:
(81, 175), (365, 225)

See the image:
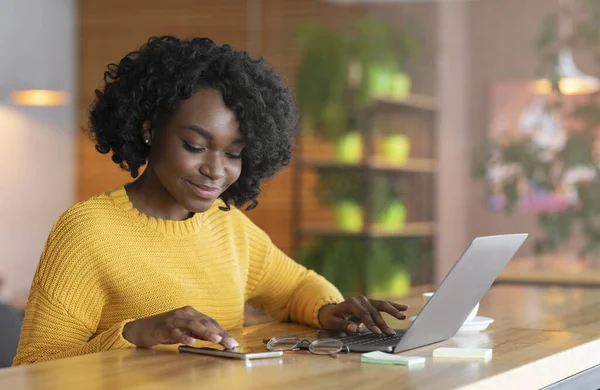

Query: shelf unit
(291, 94), (438, 295)
(300, 157), (436, 173)
(300, 221), (436, 238)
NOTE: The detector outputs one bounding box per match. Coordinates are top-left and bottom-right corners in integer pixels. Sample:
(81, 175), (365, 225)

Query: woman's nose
(199, 152), (225, 180)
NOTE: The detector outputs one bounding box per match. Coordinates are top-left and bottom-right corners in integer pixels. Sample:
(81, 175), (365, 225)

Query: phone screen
(214, 346), (271, 354)
(179, 345), (283, 360)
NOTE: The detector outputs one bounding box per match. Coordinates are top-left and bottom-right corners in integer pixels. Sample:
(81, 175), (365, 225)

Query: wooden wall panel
(77, 0), (363, 255)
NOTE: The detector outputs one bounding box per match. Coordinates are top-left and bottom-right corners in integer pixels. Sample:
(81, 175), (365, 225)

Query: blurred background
(2, 0), (600, 310)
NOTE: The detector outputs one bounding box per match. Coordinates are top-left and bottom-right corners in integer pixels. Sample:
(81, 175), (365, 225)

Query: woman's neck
(125, 168), (194, 221)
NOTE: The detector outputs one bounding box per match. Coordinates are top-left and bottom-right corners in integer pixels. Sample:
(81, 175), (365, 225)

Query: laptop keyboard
(339, 330), (406, 346)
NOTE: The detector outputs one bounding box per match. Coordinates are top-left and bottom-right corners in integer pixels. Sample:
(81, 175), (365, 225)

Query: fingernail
(347, 323), (358, 333)
(209, 334), (222, 343)
(185, 337), (196, 345)
(387, 328), (396, 335)
(223, 337), (239, 349)
(374, 327), (382, 334)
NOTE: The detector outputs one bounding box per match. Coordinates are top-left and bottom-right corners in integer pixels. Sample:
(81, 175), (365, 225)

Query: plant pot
(369, 267), (411, 298)
(334, 200), (364, 232)
(367, 65), (395, 98)
(382, 134), (411, 165)
(334, 132), (363, 163)
(376, 199), (407, 232)
(391, 72), (412, 99)
(367, 66), (412, 99)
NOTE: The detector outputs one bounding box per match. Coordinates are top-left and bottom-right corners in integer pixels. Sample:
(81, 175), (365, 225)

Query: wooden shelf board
(370, 222), (435, 237)
(300, 158), (436, 173)
(370, 157), (436, 173)
(299, 222), (435, 238)
(374, 94), (437, 110)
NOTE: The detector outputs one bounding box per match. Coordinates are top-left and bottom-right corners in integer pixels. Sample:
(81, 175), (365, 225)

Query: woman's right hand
(122, 306), (239, 349)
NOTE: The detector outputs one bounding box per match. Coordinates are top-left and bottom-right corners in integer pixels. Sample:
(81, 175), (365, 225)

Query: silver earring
(144, 139), (149, 144)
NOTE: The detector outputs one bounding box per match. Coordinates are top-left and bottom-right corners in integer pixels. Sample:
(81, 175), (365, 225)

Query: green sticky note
(360, 351), (425, 366)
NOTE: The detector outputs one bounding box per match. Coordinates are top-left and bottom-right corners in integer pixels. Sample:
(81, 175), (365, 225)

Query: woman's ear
(142, 120), (152, 146)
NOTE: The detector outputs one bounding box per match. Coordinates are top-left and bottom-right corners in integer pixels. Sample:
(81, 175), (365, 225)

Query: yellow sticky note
(360, 351), (425, 366)
(433, 347), (492, 359)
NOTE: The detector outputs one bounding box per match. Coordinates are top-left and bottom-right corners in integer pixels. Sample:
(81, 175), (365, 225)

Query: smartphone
(178, 345), (283, 360)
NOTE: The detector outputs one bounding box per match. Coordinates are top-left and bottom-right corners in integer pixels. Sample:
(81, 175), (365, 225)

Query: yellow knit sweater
(13, 186), (344, 365)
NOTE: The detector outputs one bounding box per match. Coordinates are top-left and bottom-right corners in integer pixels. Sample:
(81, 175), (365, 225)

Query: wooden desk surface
(497, 255), (600, 286)
(2, 284), (600, 390)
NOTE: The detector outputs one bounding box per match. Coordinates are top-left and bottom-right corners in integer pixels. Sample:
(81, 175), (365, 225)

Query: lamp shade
(9, 89), (70, 107)
(532, 50), (600, 96)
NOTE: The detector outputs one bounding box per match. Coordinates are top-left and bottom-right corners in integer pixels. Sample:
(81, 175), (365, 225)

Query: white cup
(422, 292), (479, 324)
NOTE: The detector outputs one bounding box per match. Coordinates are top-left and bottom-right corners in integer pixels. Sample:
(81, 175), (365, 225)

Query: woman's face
(145, 88), (244, 213)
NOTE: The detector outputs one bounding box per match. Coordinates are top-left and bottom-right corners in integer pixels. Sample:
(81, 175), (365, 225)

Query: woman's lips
(185, 180), (220, 199)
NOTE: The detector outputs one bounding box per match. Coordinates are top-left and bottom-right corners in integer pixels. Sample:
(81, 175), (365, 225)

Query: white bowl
(422, 292), (480, 324)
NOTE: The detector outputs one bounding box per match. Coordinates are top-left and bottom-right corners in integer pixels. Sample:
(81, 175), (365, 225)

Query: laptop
(272, 234), (528, 353)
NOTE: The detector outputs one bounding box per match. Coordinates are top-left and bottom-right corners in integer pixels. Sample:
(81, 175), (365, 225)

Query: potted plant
(371, 173), (407, 231)
(315, 169), (365, 232)
(298, 236), (423, 297)
(294, 15), (416, 162)
(316, 170), (404, 232)
(298, 236), (367, 295)
(381, 133), (412, 165)
(366, 238), (422, 298)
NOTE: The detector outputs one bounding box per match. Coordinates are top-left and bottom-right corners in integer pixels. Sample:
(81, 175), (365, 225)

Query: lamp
(325, 0), (482, 3)
(532, 50), (600, 95)
(532, 0), (600, 96)
(10, 89), (70, 107)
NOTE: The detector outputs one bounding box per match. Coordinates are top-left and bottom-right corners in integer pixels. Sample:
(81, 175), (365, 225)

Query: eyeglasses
(266, 334), (348, 356)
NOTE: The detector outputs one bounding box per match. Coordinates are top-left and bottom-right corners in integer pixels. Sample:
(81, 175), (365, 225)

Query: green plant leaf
(293, 15), (416, 140)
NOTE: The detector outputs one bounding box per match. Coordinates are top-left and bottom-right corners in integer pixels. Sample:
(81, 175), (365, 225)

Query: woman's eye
(226, 153), (242, 159)
(183, 142), (205, 153)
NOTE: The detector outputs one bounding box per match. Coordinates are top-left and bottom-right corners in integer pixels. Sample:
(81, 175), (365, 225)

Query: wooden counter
(497, 255), (600, 287)
(2, 284), (600, 390)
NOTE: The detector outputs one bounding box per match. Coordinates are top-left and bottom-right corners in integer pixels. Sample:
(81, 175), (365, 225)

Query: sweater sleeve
(246, 234), (345, 328)
(12, 209), (135, 366)
(12, 285), (135, 366)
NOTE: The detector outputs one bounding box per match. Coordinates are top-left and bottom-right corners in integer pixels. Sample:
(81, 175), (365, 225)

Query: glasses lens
(308, 338), (344, 355)
(266, 335), (300, 351)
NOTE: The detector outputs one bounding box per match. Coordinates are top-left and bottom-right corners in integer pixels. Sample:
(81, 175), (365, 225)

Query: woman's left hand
(317, 296), (408, 336)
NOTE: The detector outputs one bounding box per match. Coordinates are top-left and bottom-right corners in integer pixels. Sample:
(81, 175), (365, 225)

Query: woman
(13, 36), (407, 365)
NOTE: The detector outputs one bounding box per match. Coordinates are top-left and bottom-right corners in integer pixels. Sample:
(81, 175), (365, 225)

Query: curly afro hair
(88, 35), (297, 210)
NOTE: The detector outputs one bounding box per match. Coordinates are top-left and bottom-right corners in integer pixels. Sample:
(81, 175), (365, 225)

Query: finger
(173, 307), (231, 344)
(372, 300), (408, 321)
(172, 307), (224, 344)
(359, 297), (395, 336)
(321, 315), (360, 333)
(169, 327), (197, 346)
(338, 310), (362, 327)
(389, 302), (409, 312)
(176, 317), (239, 349)
(320, 304), (362, 333)
(348, 298), (382, 335)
